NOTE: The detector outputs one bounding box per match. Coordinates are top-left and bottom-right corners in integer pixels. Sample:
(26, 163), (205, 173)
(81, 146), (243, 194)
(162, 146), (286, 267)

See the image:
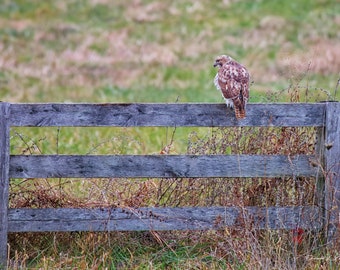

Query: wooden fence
(0, 102), (339, 267)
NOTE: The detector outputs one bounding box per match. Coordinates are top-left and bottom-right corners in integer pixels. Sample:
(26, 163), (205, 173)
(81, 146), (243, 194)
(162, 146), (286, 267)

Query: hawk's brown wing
(217, 61), (249, 100)
(218, 61), (250, 119)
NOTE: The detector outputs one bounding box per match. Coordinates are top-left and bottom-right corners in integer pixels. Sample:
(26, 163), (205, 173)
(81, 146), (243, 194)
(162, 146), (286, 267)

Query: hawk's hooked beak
(213, 62), (219, 68)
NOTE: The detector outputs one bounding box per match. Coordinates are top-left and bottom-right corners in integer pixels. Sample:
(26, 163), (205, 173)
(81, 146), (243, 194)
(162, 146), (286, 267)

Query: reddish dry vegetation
(10, 123), (335, 269)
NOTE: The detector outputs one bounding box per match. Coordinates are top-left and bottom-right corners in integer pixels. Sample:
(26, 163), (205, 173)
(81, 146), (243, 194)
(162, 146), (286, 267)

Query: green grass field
(1, 0), (340, 269)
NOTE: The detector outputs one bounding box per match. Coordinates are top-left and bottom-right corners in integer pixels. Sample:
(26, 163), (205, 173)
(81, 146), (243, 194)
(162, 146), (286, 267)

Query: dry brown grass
(278, 39), (340, 76)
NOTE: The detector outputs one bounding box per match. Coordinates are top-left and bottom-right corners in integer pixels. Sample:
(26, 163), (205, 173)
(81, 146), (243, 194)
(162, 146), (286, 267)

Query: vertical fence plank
(324, 102), (340, 244)
(0, 102), (10, 268)
(314, 126), (326, 244)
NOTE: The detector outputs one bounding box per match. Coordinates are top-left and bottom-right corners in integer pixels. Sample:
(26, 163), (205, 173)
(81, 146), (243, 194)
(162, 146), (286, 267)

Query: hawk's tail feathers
(231, 93), (247, 120)
(234, 106), (246, 119)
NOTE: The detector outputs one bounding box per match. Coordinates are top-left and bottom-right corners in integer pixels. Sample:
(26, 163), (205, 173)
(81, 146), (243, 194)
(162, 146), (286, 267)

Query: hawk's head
(213, 55), (233, 68)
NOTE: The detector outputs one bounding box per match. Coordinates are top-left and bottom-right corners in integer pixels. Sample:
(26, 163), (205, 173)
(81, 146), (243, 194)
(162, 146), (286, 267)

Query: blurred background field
(1, 0), (340, 269)
(1, 0), (339, 104)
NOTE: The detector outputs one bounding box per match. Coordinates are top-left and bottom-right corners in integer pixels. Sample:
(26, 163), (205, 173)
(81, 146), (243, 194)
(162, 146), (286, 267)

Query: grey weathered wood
(324, 102), (340, 244)
(0, 102), (10, 268)
(314, 127), (325, 202)
(9, 154), (316, 178)
(8, 206), (321, 232)
(314, 126), (326, 243)
(9, 103), (325, 127)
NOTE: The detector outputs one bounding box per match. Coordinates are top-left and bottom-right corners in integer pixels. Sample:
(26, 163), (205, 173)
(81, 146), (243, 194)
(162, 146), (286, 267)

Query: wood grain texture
(9, 154), (317, 178)
(314, 127), (325, 227)
(8, 206), (321, 232)
(0, 102), (10, 267)
(324, 102), (340, 243)
(9, 103), (325, 127)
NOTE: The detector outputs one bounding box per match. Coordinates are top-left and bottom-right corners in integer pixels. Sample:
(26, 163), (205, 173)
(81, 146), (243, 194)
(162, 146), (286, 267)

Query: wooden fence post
(314, 125), (325, 245)
(324, 102), (340, 244)
(0, 102), (10, 269)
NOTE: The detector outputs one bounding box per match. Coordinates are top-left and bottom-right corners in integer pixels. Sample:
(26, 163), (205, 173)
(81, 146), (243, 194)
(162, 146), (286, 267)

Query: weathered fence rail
(1, 102), (339, 268)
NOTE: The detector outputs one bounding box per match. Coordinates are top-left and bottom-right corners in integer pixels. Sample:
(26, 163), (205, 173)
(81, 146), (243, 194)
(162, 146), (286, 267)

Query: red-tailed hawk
(213, 55), (250, 119)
